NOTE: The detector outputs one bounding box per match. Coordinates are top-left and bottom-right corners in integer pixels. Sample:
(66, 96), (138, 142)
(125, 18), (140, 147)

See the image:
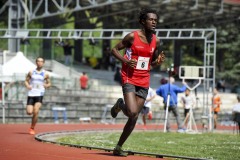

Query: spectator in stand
(62, 40), (74, 66)
(80, 72), (89, 90)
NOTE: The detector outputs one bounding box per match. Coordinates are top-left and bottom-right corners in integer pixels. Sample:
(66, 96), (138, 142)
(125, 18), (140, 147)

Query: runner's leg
(31, 102), (42, 129)
(117, 93), (145, 146)
(26, 105), (33, 115)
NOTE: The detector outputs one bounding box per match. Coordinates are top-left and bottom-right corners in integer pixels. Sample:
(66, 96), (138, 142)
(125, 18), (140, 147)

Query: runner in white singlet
(24, 57), (51, 135)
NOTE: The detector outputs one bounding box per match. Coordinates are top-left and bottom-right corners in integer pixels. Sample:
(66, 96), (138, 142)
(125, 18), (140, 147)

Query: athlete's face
(36, 58), (45, 68)
(144, 13), (158, 32)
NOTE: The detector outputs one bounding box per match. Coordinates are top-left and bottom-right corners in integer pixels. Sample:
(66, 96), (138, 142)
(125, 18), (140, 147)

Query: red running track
(0, 123), (168, 160)
(0, 123), (234, 160)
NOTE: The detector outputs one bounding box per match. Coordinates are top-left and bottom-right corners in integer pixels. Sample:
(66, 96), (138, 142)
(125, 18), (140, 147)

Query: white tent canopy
(2, 51), (35, 75)
(0, 51), (61, 82)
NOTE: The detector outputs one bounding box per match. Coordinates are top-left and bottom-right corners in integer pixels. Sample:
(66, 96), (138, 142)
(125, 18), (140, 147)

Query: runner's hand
(156, 51), (165, 64)
(43, 83), (49, 88)
(27, 85), (32, 90)
(126, 59), (137, 68)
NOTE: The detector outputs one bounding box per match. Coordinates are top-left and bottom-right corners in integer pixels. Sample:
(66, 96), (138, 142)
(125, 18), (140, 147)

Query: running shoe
(113, 145), (128, 157)
(148, 111), (153, 120)
(29, 128), (35, 135)
(111, 98), (123, 118)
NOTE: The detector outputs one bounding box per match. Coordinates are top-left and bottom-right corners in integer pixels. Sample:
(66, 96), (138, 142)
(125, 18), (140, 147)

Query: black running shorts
(122, 83), (148, 100)
(27, 96), (43, 105)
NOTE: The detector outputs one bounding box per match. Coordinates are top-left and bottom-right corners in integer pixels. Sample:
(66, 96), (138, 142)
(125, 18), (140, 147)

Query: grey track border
(35, 129), (209, 160)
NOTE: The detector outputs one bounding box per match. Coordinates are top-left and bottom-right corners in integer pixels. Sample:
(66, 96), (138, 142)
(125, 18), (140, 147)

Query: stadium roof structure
(75, 0), (240, 29)
(0, 0), (239, 29)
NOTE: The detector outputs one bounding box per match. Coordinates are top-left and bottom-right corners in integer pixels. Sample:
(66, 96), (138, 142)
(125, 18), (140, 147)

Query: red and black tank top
(121, 31), (157, 88)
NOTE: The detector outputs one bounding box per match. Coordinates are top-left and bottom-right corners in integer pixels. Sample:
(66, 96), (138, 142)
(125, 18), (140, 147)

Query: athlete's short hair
(139, 8), (159, 25)
(36, 56), (45, 63)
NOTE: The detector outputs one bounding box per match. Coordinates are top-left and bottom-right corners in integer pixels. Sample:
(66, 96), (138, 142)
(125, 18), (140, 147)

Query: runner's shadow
(95, 153), (115, 157)
(15, 132), (30, 135)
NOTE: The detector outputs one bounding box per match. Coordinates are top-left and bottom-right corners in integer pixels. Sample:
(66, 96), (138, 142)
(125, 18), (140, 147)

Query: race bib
(32, 84), (38, 89)
(136, 56), (150, 70)
(32, 84), (42, 89)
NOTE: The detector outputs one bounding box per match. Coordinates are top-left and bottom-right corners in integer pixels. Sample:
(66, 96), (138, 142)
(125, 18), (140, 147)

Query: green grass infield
(57, 131), (240, 160)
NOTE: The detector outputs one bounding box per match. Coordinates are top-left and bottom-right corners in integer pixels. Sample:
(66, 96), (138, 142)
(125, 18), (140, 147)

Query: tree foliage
(216, 22), (240, 84)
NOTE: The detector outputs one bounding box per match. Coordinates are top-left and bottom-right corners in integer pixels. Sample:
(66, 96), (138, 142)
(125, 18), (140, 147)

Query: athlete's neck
(36, 67), (43, 72)
(141, 29), (153, 44)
